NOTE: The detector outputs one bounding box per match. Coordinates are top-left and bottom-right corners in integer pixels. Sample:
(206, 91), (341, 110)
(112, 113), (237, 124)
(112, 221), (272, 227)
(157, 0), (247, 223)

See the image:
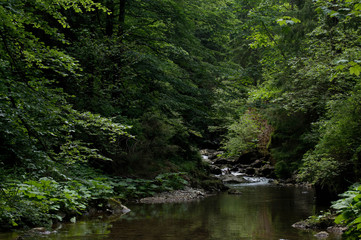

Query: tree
(0, 0), (131, 177)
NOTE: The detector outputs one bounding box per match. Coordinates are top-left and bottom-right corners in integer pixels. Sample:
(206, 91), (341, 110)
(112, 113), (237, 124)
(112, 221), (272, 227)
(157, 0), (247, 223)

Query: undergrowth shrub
(274, 160), (294, 179)
(332, 183), (361, 239)
(222, 110), (272, 157)
(0, 172), (189, 229)
(298, 152), (342, 186)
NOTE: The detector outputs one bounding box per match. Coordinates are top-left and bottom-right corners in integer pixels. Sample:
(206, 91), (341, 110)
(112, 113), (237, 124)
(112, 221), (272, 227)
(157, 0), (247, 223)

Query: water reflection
(0, 185), (341, 240)
(105, 185), (333, 240)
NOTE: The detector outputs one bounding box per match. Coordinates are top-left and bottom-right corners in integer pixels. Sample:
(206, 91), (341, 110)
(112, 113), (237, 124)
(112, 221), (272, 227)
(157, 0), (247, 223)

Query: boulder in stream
(245, 167), (256, 175)
(209, 165), (222, 175)
(107, 198), (131, 214)
(201, 156), (213, 165)
(257, 164), (276, 178)
(220, 175), (248, 184)
(200, 149), (224, 160)
(209, 151), (224, 160)
(250, 159), (264, 168)
(292, 220), (311, 230)
(327, 226), (347, 234)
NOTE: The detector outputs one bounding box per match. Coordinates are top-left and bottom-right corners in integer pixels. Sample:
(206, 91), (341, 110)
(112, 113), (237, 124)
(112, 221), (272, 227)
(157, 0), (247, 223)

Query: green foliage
(155, 173), (189, 191)
(222, 111), (262, 156)
(234, 0), (361, 187)
(332, 184), (361, 238)
(0, 0), (132, 171)
(298, 152), (342, 186)
(218, 0), (318, 169)
(276, 16), (301, 26)
(110, 173), (189, 200)
(1, 0), (238, 230)
(221, 109), (273, 157)
(298, 90), (361, 189)
(3, 0), (361, 232)
(307, 210), (334, 226)
(274, 160), (293, 179)
(59, 0), (240, 173)
(0, 171), (189, 229)
(0, 173), (118, 228)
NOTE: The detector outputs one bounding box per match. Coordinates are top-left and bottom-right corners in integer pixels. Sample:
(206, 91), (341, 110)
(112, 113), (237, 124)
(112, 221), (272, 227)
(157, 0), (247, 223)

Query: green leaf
(353, 216), (361, 224)
(335, 212), (347, 224)
(35, 195), (46, 200)
(355, 3), (361, 11)
(276, 16), (301, 26)
(349, 64), (361, 76)
(335, 65), (347, 70)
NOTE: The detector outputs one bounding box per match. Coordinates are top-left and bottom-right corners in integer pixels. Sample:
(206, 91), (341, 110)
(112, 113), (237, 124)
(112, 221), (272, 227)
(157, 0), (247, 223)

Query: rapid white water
(227, 176), (271, 187)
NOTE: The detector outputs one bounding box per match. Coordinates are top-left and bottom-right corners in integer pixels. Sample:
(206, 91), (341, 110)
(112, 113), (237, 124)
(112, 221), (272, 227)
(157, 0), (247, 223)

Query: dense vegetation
(1, 0), (361, 237)
(0, 0), (225, 229)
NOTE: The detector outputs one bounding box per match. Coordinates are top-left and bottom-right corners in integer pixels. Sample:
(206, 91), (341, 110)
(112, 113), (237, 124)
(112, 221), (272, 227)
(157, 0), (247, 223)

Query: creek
(0, 180), (341, 240)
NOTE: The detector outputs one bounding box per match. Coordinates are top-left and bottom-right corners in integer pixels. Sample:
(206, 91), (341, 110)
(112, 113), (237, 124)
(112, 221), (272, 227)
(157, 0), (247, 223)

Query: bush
(222, 110), (271, 156)
(112, 173), (189, 199)
(0, 177), (112, 228)
(298, 152), (342, 186)
(274, 160), (293, 179)
(0, 171), (190, 229)
(297, 91), (361, 190)
(332, 183), (361, 239)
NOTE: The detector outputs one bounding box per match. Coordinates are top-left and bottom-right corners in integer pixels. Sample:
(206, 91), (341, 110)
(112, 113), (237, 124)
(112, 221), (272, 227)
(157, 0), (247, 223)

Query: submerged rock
(107, 198), (131, 214)
(227, 189), (242, 195)
(292, 220), (311, 230)
(16, 227), (57, 239)
(314, 231), (329, 239)
(28, 227), (57, 235)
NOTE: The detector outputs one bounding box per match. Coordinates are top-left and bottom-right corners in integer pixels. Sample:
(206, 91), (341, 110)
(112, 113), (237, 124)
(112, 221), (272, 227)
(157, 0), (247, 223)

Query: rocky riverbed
(138, 149), (275, 204)
(292, 220), (347, 239)
(137, 149), (345, 239)
(138, 148), (312, 204)
(200, 149), (276, 185)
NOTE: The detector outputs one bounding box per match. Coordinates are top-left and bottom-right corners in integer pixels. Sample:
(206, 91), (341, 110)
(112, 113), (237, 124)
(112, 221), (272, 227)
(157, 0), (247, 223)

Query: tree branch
(260, 21), (287, 61)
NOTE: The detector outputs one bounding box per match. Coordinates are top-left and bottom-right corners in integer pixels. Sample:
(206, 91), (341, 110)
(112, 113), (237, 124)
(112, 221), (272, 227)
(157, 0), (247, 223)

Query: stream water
(0, 181), (342, 240)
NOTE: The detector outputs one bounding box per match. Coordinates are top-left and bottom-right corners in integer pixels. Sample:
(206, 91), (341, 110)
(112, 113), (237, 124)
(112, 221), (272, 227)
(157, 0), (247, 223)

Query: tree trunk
(118, 0), (126, 35)
(106, 0), (115, 36)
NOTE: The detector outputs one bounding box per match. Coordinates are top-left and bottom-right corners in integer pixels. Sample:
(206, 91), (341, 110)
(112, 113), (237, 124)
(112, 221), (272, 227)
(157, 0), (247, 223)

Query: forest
(1, 0), (361, 238)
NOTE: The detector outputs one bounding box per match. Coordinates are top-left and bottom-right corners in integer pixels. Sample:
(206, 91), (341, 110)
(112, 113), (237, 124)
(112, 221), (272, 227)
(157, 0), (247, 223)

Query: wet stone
(220, 175), (248, 184)
(314, 231), (329, 239)
(209, 165), (222, 175)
